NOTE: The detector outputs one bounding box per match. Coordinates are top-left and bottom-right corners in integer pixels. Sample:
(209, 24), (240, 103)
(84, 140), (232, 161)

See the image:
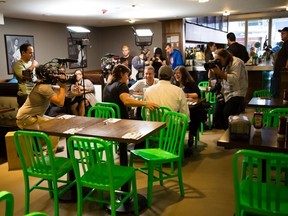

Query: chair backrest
(94, 102), (121, 118)
(266, 108), (288, 127)
(13, 130), (57, 176)
(159, 111), (188, 159)
(67, 135), (114, 188)
(253, 89), (272, 98)
(233, 149), (288, 216)
(198, 81), (209, 87)
(0, 191), (14, 216)
(141, 106), (171, 121)
(87, 106), (116, 118)
(0, 191), (47, 216)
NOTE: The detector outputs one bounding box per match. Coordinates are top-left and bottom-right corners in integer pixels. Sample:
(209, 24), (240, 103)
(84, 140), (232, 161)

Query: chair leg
(177, 162), (185, 197)
(53, 179), (59, 216)
(77, 185), (83, 216)
(24, 176), (30, 214)
(147, 163), (154, 208)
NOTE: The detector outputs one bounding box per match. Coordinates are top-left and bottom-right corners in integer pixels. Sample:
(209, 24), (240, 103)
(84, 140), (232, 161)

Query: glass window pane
(228, 21), (245, 46)
(247, 19), (269, 56)
(271, 17), (288, 53)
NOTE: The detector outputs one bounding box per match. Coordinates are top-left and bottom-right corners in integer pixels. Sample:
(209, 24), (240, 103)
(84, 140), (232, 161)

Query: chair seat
(241, 180), (288, 213)
(81, 164), (136, 189)
(131, 148), (179, 162)
(27, 156), (73, 179)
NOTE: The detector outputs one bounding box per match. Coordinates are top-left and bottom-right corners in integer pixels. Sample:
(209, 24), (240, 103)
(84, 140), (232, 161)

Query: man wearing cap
(144, 65), (189, 117)
(271, 27), (288, 98)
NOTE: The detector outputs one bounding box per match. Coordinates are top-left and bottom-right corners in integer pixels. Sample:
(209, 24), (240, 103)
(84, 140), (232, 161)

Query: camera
(35, 64), (76, 85)
(203, 59), (221, 71)
(22, 59), (76, 85)
(101, 53), (119, 78)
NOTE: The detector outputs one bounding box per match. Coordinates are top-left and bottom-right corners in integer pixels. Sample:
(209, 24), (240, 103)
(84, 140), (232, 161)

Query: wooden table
(248, 97), (288, 109)
(217, 126), (288, 153)
(188, 98), (206, 109)
(0, 107), (15, 114)
(24, 115), (166, 213)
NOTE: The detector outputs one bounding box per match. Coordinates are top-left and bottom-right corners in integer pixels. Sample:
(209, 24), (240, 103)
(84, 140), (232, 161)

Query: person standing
(103, 64), (159, 119)
(165, 43), (184, 70)
(226, 32), (249, 63)
(70, 69), (97, 116)
(131, 48), (150, 80)
(208, 49), (248, 130)
(13, 43), (38, 107)
(119, 44), (135, 87)
(150, 47), (166, 78)
(271, 27), (288, 98)
(203, 42), (217, 82)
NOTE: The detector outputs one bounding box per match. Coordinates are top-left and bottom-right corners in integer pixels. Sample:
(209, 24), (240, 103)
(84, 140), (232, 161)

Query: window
(271, 17), (288, 52)
(228, 21), (245, 46)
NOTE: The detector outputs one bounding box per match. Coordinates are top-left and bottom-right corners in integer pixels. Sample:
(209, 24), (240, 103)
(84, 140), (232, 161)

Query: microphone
(56, 58), (78, 63)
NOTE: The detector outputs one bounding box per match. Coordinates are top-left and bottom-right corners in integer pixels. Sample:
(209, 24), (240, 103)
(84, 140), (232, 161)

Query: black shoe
(55, 146), (64, 153)
(184, 147), (193, 158)
(188, 138), (194, 148)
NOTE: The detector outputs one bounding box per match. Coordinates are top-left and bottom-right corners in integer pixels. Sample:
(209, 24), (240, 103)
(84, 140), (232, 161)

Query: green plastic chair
(0, 191), (48, 216)
(141, 106), (172, 148)
(87, 105), (116, 118)
(87, 105), (118, 154)
(198, 81), (209, 99)
(233, 149), (288, 216)
(67, 135), (139, 216)
(13, 130), (75, 216)
(129, 111), (188, 207)
(252, 89), (273, 124)
(266, 108), (288, 127)
(94, 102), (121, 118)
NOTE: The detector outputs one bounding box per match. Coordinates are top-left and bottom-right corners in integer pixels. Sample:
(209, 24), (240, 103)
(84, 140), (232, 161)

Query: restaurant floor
(0, 108), (255, 216)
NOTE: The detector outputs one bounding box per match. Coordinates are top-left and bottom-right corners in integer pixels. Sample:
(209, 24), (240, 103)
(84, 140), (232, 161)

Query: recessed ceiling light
(129, 19), (135, 24)
(67, 26), (90, 33)
(198, 0), (209, 3)
(223, 11), (230, 16)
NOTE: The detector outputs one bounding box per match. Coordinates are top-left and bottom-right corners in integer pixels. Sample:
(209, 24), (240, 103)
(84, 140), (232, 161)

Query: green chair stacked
(0, 190), (48, 216)
(130, 111), (188, 207)
(13, 130), (75, 216)
(67, 136), (139, 216)
(233, 150), (288, 216)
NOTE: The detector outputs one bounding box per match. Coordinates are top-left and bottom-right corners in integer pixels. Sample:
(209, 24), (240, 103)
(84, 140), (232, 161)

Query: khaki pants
(16, 116), (59, 153)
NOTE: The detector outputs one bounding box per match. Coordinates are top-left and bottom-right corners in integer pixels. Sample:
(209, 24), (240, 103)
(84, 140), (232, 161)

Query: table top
(247, 97), (288, 108)
(188, 98), (206, 109)
(0, 107), (15, 114)
(217, 127), (288, 153)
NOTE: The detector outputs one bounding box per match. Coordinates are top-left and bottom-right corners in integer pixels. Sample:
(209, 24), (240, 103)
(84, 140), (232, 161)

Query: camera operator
(16, 65), (69, 154)
(208, 49), (248, 130)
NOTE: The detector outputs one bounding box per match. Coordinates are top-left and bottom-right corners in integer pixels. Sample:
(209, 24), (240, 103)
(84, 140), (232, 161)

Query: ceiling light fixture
(132, 27), (154, 50)
(67, 26), (90, 33)
(286, 6), (288, 11)
(0, 13), (4, 25)
(198, 0), (209, 3)
(223, 11), (230, 16)
(128, 19), (135, 24)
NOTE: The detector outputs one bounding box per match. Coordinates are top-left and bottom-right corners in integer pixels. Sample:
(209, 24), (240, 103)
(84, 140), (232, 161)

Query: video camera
(101, 53), (120, 78)
(203, 59), (221, 71)
(22, 58), (77, 85)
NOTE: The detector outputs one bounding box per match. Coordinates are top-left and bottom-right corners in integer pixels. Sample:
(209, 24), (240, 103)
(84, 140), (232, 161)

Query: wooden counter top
(245, 64), (273, 71)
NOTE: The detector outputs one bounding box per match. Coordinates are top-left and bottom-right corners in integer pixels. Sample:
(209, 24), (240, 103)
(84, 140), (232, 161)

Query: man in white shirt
(129, 65), (159, 94)
(144, 65), (189, 117)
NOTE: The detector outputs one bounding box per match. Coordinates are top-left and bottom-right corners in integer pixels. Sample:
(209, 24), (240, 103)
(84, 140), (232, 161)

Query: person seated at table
(16, 65), (69, 153)
(103, 64), (159, 120)
(129, 66), (159, 119)
(208, 48), (248, 130)
(70, 69), (97, 116)
(173, 66), (207, 155)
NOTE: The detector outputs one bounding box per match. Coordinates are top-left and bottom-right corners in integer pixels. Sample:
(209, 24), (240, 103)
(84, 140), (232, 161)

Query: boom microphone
(56, 58), (78, 63)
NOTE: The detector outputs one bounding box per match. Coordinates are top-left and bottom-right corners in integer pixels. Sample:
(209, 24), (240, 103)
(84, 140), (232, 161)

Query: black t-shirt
(119, 55), (133, 70)
(227, 43), (249, 63)
(103, 81), (129, 119)
(151, 56), (166, 78)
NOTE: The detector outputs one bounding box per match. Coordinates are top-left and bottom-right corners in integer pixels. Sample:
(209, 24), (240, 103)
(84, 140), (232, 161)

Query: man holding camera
(16, 65), (68, 153)
(13, 43), (39, 107)
(208, 49), (248, 130)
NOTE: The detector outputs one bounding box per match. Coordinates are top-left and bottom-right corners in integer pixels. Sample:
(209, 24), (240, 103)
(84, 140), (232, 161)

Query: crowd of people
(12, 27), (288, 156)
